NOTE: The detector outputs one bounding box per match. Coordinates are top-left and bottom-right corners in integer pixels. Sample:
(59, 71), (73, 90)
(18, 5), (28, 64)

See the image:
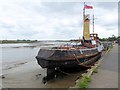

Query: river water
(1, 44), (38, 70)
(1, 42), (67, 69)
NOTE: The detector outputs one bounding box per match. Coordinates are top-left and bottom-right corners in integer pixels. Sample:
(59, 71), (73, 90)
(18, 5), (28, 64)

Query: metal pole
(83, 2), (85, 21)
(93, 14), (94, 34)
(83, 2), (85, 39)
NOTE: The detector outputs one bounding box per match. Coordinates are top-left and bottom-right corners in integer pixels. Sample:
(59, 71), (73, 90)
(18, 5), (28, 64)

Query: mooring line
(73, 53), (99, 68)
(56, 48), (111, 78)
(57, 69), (72, 76)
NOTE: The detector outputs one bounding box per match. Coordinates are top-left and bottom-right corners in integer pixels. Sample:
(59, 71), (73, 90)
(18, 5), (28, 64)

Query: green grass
(109, 45), (113, 49)
(93, 67), (98, 73)
(77, 76), (91, 88)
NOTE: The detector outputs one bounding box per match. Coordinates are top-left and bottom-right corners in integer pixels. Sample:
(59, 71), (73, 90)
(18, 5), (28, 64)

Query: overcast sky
(0, 1), (118, 40)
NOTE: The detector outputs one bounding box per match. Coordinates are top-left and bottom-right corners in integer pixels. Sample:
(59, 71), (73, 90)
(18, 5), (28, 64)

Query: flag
(84, 5), (93, 9)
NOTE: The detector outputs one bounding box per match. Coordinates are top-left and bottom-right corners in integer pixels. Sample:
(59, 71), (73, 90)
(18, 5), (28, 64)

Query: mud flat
(1, 59), (83, 88)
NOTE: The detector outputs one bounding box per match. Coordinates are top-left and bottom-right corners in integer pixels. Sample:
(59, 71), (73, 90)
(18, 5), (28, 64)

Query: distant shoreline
(0, 40), (38, 44)
(0, 40), (71, 44)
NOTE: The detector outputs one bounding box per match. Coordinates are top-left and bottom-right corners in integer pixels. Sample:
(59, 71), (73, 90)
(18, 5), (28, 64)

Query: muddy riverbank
(1, 43), (84, 88)
(2, 59), (84, 88)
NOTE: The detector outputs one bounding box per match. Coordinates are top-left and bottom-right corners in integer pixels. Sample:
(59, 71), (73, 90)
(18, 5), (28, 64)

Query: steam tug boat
(36, 4), (104, 76)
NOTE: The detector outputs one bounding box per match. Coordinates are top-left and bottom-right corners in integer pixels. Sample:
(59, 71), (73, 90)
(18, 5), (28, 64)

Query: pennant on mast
(84, 5), (93, 9)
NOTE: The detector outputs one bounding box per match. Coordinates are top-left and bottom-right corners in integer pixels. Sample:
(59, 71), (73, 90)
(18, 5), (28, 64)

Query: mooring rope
(57, 69), (72, 76)
(73, 53), (100, 68)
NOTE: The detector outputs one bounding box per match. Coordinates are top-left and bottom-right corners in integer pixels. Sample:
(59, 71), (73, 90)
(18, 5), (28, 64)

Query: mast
(93, 14), (94, 34)
(83, 2), (85, 37)
(83, 2), (85, 20)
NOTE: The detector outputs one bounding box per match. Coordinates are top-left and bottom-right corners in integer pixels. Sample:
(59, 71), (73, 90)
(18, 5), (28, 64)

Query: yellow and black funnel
(83, 14), (90, 40)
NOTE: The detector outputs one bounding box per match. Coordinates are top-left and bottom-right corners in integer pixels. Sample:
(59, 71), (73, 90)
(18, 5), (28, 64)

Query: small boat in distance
(36, 3), (104, 76)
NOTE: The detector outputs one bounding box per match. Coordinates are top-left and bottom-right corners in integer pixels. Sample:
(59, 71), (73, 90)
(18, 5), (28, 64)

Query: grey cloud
(0, 2), (118, 40)
(94, 2), (118, 10)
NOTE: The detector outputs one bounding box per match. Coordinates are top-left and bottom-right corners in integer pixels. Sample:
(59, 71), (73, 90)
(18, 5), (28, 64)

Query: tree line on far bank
(0, 40), (38, 44)
(99, 35), (120, 42)
(0, 35), (119, 44)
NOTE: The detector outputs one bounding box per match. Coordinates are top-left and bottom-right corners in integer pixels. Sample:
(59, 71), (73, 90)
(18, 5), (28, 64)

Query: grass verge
(93, 67), (98, 73)
(76, 76), (91, 88)
(76, 63), (100, 89)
